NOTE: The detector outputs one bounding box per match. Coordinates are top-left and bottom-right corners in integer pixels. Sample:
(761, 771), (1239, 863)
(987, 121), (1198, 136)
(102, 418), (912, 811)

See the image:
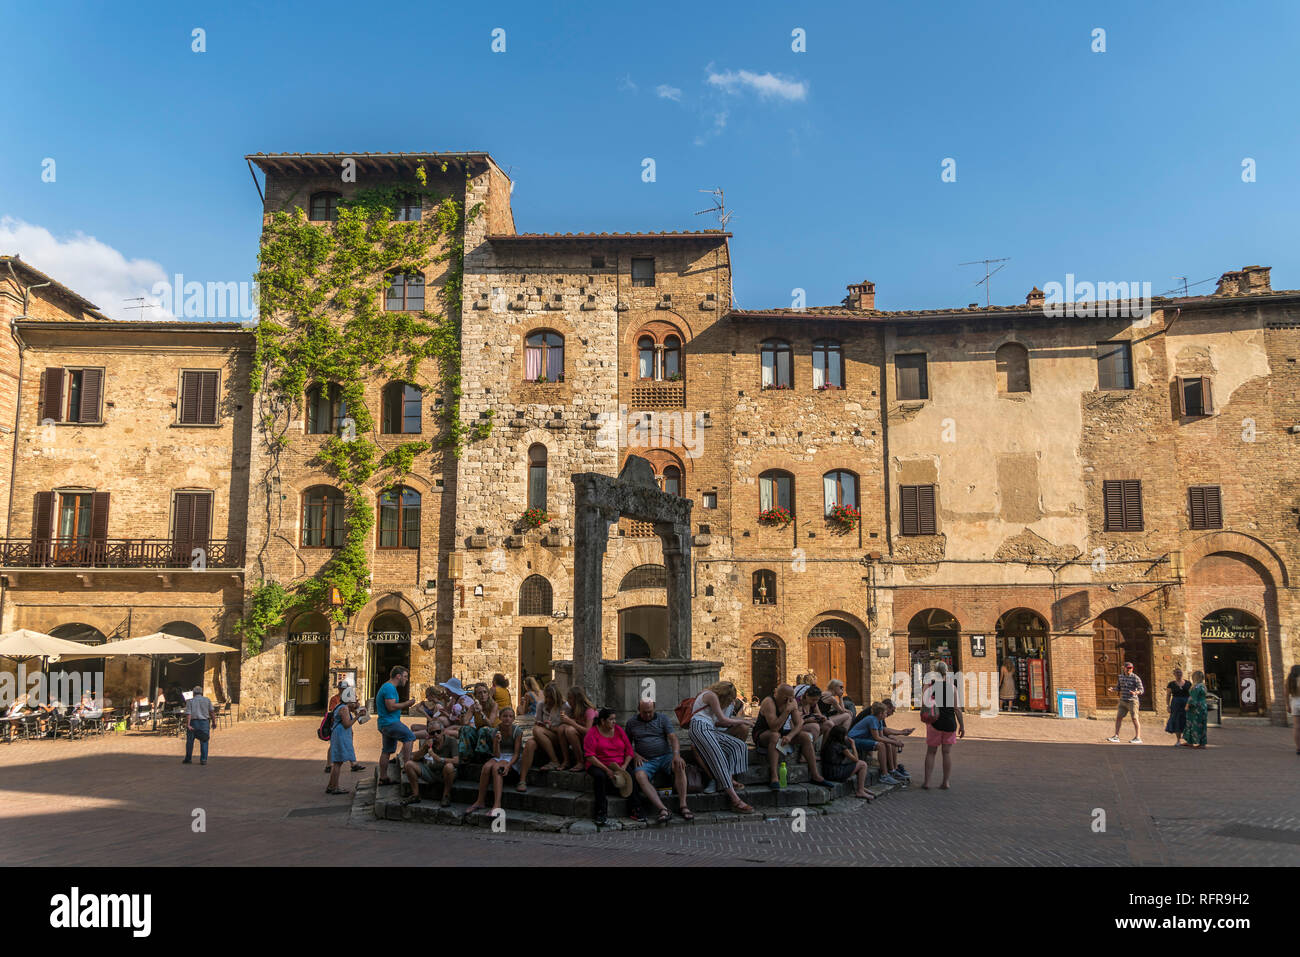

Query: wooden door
(1093, 617), (1123, 707)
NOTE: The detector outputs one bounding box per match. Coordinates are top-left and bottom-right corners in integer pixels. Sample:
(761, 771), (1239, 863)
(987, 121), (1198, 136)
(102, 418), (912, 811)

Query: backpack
(317, 708), (335, 741)
(674, 696), (698, 729)
(919, 700), (939, 724)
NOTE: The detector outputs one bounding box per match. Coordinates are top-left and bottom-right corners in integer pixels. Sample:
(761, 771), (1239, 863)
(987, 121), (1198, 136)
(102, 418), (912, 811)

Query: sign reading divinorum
(1199, 610), (1260, 643)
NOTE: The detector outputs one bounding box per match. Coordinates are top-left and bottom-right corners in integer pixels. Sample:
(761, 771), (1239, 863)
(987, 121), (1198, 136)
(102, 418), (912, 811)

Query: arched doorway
(907, 609), (960, 709)
(618, 606), (664, 658)
(367, 611), (410, 700)
(1093, 608), (1152, 710)
(48, 623), (107, 701)
(287, 612), (330, 713)
(157, 621), (208, 704)
(995, 609), (1051, 713)
(1199, 609), (1264, 714)
(750, 635), (784, 701)
(807, 618), (863, 702)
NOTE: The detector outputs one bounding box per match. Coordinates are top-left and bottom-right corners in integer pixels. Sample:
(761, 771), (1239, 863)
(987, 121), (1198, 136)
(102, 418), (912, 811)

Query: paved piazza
(1, 713), (1295, 867)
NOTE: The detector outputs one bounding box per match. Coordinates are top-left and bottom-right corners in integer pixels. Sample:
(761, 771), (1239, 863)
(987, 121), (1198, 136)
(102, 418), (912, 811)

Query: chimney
(1025, 286), (1045, 307)
(844, 280), (875, 311)
(1214, 265), (1272, 296)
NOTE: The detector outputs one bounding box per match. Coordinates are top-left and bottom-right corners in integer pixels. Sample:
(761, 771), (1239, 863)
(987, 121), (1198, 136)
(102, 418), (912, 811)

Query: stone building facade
(0, 256), (252, 706)
(2, 154), (1296, 726)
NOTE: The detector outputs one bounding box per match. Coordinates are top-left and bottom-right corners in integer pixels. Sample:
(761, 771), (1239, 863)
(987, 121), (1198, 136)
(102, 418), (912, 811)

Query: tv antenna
(959, 257), (1010, 307)
(695, 187), (734, 228)
(1171, 276), (1189, 297)
(123, 297), (160, 318)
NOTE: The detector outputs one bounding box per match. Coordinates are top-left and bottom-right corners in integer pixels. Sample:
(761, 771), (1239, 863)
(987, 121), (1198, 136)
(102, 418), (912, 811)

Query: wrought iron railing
(0, 538), (243, 569)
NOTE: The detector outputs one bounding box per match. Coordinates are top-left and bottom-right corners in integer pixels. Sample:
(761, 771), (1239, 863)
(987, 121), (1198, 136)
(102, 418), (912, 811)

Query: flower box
(758, 506), (794, 528)
(827, 503), (860, 531)
(519, 508), (549, 530)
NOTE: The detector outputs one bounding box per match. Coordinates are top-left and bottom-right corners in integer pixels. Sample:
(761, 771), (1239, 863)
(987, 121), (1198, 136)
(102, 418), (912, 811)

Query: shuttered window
(1097, 341), (1134, 390)
(1102, 479), (1144, 531)
(179, 371), (220, 424)
(40, 367), (102, 423)
(1176, 376), (1214, 417)
(1188, 486), (1223, 530)
(900, 484), (937, 536)
(895, 354), (929, 400)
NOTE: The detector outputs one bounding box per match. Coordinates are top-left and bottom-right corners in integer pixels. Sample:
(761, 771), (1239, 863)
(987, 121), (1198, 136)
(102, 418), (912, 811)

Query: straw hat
(607, 765), (634, 798)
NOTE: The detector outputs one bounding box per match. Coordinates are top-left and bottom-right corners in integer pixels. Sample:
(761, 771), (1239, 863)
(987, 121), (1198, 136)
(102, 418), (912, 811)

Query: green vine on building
(237, 166), (483, 655)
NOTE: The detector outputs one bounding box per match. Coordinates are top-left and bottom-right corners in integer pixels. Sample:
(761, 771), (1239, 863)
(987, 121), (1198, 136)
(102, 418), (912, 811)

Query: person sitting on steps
(752, 683), (834, 791)
(402, 724), (459, 808)
(821, 724), (875, 800)
(467, 706), (524, 816)
(625, 697), (693, 823)
(583, 707), (635, 827)
(559, 686), (598, 773)
(515, 681), (568, 791)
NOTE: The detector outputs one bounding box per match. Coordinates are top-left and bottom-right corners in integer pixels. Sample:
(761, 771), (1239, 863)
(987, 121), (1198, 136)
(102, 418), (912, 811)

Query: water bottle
(778, 760), (788, 789)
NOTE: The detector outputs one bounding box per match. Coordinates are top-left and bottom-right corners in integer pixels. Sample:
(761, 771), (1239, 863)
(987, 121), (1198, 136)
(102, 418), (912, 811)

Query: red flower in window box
(828, 503), (860, 530)
(816, 383), (843, 391)
(762, 382), (792, 391)
(519, 508), (549, 530)
(758, 506), (794, 528)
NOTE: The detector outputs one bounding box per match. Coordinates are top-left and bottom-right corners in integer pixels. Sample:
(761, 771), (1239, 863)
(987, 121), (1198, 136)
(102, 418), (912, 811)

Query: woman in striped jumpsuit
(689, 680), (754, 814)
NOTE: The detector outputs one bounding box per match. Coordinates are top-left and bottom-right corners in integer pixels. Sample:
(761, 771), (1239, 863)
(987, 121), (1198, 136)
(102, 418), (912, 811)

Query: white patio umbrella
(60, 632), (237, 730)
(0, 628), (98, 660)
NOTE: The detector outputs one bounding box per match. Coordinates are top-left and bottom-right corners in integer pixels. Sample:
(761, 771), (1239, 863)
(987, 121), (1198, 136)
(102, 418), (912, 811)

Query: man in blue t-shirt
(376, 666), (417, 785)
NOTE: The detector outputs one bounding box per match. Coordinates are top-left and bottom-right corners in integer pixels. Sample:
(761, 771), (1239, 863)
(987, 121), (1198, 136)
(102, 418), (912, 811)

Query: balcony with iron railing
(0, 538), (244, 570)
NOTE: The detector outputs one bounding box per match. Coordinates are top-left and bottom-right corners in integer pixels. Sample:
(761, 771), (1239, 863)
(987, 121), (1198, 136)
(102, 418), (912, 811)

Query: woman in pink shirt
(583, 707), (634, 827)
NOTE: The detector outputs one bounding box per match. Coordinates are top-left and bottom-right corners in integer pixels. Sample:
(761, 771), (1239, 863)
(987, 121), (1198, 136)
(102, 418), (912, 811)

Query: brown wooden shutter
(1188, 487), (1206, 529)
(173, 492), (194, 544)
(1205, 486), (1222, 528)
(1201, 376), (1214, 414)
(90, 492), (110, 541)
(40, 368), (65, 422)
(1175, 377), (1187, 416)
(32, 491), (54, 543)
(917, 485), (937, 535)
(199, 372), (219, 424)
(180, 372), (201, 424)
(191, 493), (211, 545)
(1103, 481), (1124, 531)
(1122, 480), (1143, 531)
(900, 485), (919, 535)
(78, 368), (102, 423)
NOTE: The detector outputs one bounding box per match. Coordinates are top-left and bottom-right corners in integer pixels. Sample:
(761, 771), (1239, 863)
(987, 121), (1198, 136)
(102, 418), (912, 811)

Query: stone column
(572, 475), (614, 693)
(656, 521), (693, 659)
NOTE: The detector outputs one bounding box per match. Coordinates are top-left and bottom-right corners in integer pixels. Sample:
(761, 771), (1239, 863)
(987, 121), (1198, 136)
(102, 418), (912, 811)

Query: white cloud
(693, 111), (728, 147)
(656, 84), (683, 101)
(0, 217), (172, 320)
(617, 74), (638, 93)
(706, 68), (808, 102)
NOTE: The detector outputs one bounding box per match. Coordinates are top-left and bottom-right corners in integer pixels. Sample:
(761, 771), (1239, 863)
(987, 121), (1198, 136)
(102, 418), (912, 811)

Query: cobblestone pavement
(0, 713), (1295, 866)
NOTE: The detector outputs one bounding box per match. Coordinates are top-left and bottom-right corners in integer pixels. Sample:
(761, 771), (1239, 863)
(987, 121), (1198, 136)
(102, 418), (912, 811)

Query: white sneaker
(1107, 736), (1121, 742)
(1130, 738), (1143, 744)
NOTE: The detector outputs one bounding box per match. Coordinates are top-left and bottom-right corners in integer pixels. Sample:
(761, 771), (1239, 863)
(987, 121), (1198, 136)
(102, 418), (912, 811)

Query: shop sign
(1200, 611), (1259, 642)
(1028, 658), (1047, 711)
(287, 632), (328, 644)
(970, 635), (986, 658)
(367, 631), (410, 644)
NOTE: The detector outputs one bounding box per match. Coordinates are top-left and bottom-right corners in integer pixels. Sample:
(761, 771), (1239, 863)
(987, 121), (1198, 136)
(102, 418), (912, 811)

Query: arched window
(309, 191), (340, 222)
(519, 575), (553, 616)
(663, 335), (682, 380)
(759, 469), (794, 514)
(385, 272), (425, 312)
(752, 570), (776, 605)
(812, 339), (844, 389)
(638, 336), (656, 379)
(661, 465), (681, 497)
(305, 384), (347, 435)
(381, 382), (423, 434)
(620, 564), (667, 590)
(760, 339), (792, 389)
(996, 342), (1030, 393)
(525, 331), (564, 382)
(528, 444), (548, 511)
(302, 486), (345, 548)
(823, 470), (858, 515)
(377, 486), (421, 548)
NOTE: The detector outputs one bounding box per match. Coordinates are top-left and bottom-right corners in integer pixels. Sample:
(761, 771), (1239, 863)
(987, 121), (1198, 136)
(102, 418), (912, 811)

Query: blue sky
(2, 0), (1297, 318)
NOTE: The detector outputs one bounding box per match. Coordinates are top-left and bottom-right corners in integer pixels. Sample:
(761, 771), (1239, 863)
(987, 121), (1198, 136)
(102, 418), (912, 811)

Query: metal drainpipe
(2, 267), (51, 630)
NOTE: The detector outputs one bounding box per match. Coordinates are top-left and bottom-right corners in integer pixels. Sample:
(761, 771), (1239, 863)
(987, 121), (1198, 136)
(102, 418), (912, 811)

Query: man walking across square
(182, 684), (214, 765)
(1108, 661), (1144, 744)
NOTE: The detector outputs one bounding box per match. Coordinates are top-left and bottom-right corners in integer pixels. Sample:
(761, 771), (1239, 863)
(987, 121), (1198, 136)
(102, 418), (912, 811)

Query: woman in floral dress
(1181, 670), (1208, 749)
